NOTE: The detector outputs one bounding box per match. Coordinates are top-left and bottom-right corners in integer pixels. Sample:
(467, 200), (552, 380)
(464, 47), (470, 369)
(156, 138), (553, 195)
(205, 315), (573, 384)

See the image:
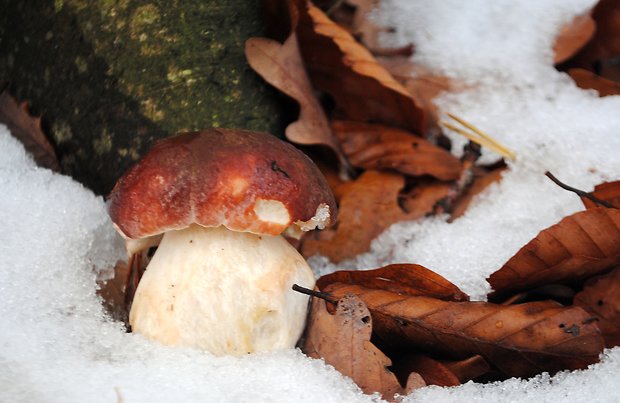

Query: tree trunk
(0, 0), (283, 194)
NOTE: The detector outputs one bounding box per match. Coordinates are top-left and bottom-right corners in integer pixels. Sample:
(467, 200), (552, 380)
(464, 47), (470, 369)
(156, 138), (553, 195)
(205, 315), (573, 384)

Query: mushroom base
(128, 225), (315, 355)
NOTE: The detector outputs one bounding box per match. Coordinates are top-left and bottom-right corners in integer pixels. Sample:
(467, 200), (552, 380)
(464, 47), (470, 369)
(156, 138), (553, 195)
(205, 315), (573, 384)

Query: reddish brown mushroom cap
(107, 129), (337, 239)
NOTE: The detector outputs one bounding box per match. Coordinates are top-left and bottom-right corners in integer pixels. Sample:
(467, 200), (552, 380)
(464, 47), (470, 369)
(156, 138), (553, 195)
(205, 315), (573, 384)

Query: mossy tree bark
(0, 0), (283, 194)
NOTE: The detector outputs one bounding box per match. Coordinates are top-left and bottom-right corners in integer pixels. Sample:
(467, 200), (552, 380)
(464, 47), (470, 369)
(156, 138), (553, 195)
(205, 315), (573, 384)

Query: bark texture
(0, 0), (282, 194)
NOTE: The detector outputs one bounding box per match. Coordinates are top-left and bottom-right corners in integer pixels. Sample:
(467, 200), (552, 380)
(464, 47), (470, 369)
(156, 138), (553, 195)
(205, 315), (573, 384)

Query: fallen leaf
(582, 180), (620, 208)
(332, 121), (462, 181)
(0, 90), (59, 171)
(553, 12), (596, 64)
(568, 68), (620, 96)
(389, 353), (461, 387)
(301, 170), (434, 262)
(449, 164), (506, 221)
(379, 57), (456, 134)
(441, 355), (491, 384)
(487, 207), (620, 302)
(97, 260), (130, 326)
(296, 1), (427, 134)
(316, 264), (469, 302)
(399, 180), (452, 217)
(245, 5), (345, 164)
(303, 293), (424, 400)
(575, 0), (620, 64)
(574, 266), (620, 347)
(323, 283), (604, 378)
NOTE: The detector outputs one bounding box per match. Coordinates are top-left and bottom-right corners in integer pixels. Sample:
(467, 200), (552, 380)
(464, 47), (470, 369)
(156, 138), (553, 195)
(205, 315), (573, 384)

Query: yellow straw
(441, 114), (516, 160)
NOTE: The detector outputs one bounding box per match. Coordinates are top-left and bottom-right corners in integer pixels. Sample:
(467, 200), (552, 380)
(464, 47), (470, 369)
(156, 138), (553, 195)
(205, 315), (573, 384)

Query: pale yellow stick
(442, 115), (516, 160)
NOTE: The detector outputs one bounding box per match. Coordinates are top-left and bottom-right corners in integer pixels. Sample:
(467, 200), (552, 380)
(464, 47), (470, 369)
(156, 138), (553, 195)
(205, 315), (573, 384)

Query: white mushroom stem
(128, 224), (316, 356)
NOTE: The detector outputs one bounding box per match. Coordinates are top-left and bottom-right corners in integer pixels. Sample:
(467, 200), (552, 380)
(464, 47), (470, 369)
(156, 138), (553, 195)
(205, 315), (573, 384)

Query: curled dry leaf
(296, 1), (427, 134)
(323, 283), (604, 378)
(441, 355), (491, 384)
(488, 207), (620, 302)
(574, 266), (620, 347)
(581, 180), (620, 208)
(97, 260), (130, 326)
(553, 11), (596, 64)
(0, 90), (59, 171)
(316, 263), (469, 302)
(379, 57), (455, 134)
(244, 6), (345, 164)
(449, 164), (506, 221)
(301, 170), (444, 262)
(568, 68), (620, 96)
(332, 121), (462, 181)
(574, 0), (620, 64)
(389, 353), (461, 387)
(303, 293), (425, 400)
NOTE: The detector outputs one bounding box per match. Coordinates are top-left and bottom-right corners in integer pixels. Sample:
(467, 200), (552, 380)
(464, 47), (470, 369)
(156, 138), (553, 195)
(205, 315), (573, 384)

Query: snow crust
(2, 0), (620, 401)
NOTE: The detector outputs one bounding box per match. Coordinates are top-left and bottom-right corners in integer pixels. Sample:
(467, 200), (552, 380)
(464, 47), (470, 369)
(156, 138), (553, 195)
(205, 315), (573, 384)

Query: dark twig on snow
(545, 171), (616, 209)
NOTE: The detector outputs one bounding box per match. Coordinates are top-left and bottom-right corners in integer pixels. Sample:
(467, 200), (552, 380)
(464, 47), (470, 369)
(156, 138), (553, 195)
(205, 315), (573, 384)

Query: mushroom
(107, 129), (336, 355)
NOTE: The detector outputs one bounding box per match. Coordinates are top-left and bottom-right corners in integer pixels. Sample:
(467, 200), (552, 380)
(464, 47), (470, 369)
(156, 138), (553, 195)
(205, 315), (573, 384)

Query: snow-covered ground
(2, 1), (620, 402)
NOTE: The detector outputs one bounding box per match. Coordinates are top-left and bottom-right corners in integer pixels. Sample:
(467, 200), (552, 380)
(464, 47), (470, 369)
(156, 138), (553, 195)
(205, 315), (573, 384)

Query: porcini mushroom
(107, 129), (336, 355)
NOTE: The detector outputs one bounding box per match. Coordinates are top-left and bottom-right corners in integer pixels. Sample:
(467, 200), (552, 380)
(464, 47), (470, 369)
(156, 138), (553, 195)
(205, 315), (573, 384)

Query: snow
(1, 0), (620, 401)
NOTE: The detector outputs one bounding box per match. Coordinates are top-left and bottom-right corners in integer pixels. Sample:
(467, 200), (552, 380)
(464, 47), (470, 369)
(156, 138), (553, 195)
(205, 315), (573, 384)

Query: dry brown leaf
(97, 260), (130, 325)
(323, 283), (605, 378)
(568, 68), (620, 96)
(379, 58), (455, 133)
(574, 266), (620, 347)
(553, 12), (596, 64)
(449, 164), (506, 221)
(441, 355), (491, 384)
(390, 353), (461, 387)
(245, 6), (344, 163)
(332, 121), (462, 181)
(301, 170), (435, 262)
(582, 180), (620, 208)
(487, 207), (620, 302)
(303, 293), (425, 400)
(575, 0), (620, 64)
(0, 90), (59, 171)
(399, 180), (452, 218)
(296, 1), (427, 134)
(316, 264), (469, 302)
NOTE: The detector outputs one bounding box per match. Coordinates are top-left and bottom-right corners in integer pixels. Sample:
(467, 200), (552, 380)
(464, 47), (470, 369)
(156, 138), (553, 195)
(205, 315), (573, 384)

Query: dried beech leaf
(379, 58), (455, 132)
(568, 68), (620, 96)
(303, 293), (420, 400)
(296, 1), (427, 133)
(97, 260), (129, 325)
(0, 90), (59, 171)
(332, 121), (462, 181)
(441, 355), (491, 384)
(574, 0), (620, 64)
(301, 170), (428, 262)
(450, 164), (506, 221)
(553, 12), (595, 64)
(324, 283), (605, 378)
(245, 22), (344, 162)
(488, 207), (620, 301)
(399, 180), (452, 218)
(390, 353), (461, 387)
(574, 266), (620, 347)
(316, 264), (469, 302)
(582, 180), (620, 209)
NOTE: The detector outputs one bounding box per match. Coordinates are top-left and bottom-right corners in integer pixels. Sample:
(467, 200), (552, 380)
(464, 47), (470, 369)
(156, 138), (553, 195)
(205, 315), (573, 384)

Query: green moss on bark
(0, 0), (282, 194)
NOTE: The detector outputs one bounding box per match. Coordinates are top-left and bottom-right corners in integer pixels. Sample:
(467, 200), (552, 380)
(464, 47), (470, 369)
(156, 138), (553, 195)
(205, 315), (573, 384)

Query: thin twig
(292, 284), (338, 304)
(545, 171), (616, 209)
